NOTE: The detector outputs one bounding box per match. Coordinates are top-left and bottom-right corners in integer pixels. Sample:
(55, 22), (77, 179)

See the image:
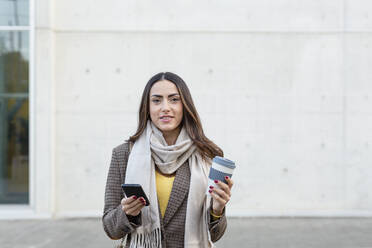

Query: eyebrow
(151, 93), (180, 98)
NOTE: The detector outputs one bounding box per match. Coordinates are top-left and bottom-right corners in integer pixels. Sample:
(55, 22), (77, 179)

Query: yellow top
(155, 168), (222, 221)
(155, 169), (176, 217)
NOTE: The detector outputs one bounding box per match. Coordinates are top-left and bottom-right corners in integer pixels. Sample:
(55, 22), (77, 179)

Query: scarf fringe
(129, 227), (161, 248)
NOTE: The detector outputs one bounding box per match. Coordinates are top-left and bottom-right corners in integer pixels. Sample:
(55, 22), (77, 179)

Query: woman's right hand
(121, 196), (146, 216)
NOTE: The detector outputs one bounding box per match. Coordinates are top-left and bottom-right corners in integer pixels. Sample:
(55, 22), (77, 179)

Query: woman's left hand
(209, 176), (234, 215)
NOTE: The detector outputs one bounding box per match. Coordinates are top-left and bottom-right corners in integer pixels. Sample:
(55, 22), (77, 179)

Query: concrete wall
(35, 0), (372, 217)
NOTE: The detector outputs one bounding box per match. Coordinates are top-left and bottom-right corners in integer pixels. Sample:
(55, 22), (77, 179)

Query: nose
(161, 99), (171, 112)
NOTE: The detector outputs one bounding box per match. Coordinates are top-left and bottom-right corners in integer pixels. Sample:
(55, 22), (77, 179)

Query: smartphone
(121, 184), (150, 206)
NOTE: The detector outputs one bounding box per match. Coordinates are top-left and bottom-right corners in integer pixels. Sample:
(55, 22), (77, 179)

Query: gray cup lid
(213, 156), (236, 169)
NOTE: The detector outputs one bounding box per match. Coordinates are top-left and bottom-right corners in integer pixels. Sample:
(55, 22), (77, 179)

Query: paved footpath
(1, 217), (372, 248)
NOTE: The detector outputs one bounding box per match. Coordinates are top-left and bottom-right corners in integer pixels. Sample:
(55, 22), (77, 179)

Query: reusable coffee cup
(206, 156), (236, 195)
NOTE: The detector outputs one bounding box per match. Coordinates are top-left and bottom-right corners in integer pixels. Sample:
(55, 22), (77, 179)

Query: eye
(170, 97), (180, 102)
(152, 99), (161, 103)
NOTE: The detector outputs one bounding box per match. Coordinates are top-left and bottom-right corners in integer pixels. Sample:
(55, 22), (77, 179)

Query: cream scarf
(124, 120), (214, 248)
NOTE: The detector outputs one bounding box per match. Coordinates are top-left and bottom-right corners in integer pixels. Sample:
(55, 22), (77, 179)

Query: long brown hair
(128, 72), (223, 161)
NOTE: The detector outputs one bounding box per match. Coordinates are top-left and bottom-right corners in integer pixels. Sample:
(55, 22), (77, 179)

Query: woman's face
(149, 80), (183, 136)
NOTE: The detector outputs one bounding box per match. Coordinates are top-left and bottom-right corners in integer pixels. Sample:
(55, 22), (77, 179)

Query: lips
(160, 115), (173, 119)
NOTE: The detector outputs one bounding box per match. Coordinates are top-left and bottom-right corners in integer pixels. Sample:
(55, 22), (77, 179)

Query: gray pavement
(1, 217), (372, 248)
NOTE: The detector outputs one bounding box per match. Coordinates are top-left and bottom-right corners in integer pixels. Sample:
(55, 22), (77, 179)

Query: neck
(162, 126), (181, 145)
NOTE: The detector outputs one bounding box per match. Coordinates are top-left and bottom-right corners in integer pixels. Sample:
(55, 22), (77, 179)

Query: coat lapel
(162, 161), (190, 227)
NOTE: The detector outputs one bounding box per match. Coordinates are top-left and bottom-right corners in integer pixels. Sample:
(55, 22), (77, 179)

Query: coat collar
(161, 161), (190, 227)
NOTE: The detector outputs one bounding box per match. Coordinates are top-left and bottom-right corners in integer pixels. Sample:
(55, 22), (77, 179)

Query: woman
(102, 72), (234, 248)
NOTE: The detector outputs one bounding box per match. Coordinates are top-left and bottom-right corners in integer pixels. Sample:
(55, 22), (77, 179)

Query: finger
(121, 195), (137, 206)
(213, 180), (230, 196)
(225, 176), (234, 189)
(125, 201), (145, 216)
(137, 197), (147, 206)
(124, 199), (145, 214)
(127, 197), (146, 210)
(210, 186), (230, 202)
(125, 198), (143, 210)
(210, 191), (227, 206)
(133, 200), (146, 211)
